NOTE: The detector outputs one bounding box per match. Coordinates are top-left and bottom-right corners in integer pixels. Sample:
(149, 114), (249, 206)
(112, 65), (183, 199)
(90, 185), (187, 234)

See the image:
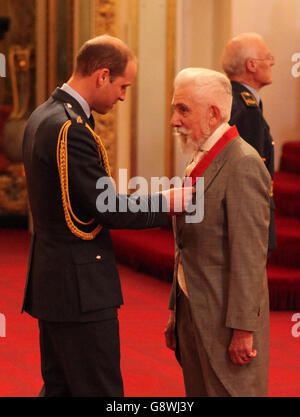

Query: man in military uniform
(222, 33), (276, 253)
(22, 35), (192, 397)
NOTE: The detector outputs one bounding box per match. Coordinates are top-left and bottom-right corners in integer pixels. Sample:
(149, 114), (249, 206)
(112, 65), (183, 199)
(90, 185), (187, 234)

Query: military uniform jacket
(169, 135), (271, 396)
(22, 88), (168, 322)
(229, 81), (276, 251)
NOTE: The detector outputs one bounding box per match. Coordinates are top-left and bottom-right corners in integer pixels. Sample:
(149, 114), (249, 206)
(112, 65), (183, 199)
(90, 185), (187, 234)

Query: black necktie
(88, 113), (95, 129)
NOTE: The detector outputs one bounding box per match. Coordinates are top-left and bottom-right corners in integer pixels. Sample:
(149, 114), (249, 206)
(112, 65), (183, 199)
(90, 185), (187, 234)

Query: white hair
(174, 67), (233, 122)
(222, 32), (265, 77)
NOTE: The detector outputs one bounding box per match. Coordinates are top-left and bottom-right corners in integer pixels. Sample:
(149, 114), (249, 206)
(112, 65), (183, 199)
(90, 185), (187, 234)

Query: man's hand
(228, 329), (257, 365)
(162, 186), (195, 215)
(164, 311), (176, 351)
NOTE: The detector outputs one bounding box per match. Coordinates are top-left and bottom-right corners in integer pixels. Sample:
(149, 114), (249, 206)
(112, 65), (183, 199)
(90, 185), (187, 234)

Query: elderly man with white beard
(165, 68), (272, 397)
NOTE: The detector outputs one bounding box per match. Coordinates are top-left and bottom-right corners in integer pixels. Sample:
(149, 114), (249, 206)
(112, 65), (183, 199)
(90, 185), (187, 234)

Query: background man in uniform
(22, 35), (192, 397)
(165, 68), (271, 396)
(222, 32), (276, 254)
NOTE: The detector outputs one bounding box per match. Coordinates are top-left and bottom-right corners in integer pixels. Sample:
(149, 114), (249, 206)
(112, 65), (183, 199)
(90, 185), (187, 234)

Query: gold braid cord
(56, 120), (111, 240)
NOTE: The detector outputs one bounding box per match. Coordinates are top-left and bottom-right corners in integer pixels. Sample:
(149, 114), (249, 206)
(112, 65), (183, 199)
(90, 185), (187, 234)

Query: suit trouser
(176, 291), (229, 397)
(38, 315), (123, 397)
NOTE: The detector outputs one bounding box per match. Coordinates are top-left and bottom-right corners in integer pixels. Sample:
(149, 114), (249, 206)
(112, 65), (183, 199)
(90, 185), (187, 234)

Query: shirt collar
(201, 122), (231, 152)
(241, 83), (260, 105)
(61, 83), (91, 118)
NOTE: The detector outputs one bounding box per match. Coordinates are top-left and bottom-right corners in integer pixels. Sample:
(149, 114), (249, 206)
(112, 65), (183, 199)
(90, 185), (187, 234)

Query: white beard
(174, 127), (211, 155)
(174, 128), (197, 155)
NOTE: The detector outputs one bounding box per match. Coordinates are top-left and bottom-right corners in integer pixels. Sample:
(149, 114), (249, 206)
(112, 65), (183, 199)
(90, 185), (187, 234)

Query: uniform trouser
(176, 291), (229, 397)
(38, 316), (123, 397)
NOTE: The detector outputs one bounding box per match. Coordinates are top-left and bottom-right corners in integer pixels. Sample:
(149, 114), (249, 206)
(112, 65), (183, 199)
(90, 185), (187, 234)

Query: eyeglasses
(250, 55), (275, 62)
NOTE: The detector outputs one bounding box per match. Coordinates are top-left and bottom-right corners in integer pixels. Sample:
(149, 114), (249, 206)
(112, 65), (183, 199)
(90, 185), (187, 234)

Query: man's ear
(208, 104), (221, 127)
(95, 68), (110, 87)
(246, 58), (257, 73)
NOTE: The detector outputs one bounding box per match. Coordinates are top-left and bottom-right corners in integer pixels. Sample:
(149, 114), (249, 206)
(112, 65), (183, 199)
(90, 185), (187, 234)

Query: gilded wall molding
(46, 0), (57, 96)
(92, 0), (119, 178)
(46, 0), (75, 97)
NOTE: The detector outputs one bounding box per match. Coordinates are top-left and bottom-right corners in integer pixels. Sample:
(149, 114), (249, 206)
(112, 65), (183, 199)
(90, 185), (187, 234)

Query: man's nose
(119, 90), (126, 102)
(171, 112), (181, 127)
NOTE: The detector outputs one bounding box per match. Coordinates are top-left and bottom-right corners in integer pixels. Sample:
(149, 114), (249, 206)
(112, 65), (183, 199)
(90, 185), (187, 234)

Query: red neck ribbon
(184, 125), (239, 185)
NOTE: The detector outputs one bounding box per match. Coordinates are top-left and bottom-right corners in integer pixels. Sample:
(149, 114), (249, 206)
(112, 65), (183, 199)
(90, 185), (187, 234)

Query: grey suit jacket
(169, 135), (271, 396)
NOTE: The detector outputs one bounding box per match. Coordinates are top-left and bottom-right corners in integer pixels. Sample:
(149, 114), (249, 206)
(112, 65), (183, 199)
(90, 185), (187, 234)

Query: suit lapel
(202, 158), (224, 193)
(175, 138), (238, 237)
(202, 137), (238, 193)
(174, 160), (223, 237)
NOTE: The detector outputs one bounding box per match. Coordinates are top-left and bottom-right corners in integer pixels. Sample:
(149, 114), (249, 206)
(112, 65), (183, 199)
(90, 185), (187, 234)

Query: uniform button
(96, 255), (101, 260)
(178, 243), (183, 249)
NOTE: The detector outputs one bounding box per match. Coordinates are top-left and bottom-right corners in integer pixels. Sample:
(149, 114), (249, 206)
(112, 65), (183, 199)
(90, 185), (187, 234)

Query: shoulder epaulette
(240, 91), (259, 107)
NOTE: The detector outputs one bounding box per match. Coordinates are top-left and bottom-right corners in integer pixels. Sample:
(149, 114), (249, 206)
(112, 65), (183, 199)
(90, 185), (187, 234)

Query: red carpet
(267, 141), (300, 309)
(0, 229), (299, 397)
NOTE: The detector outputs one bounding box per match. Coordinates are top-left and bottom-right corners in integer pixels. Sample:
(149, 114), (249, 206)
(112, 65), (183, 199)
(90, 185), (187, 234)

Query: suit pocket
(71, 242), (123, 313)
